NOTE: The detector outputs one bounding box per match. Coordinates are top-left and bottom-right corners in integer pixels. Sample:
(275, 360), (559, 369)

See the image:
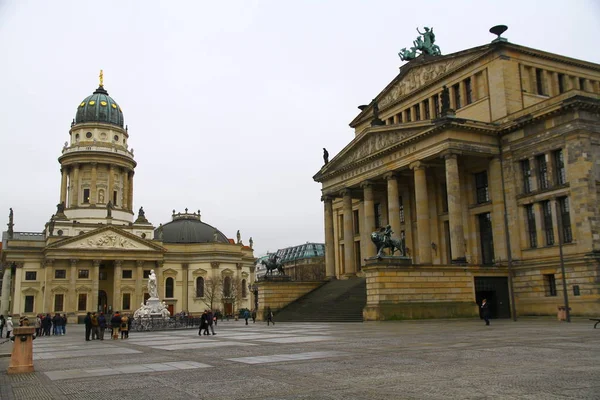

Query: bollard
(7, 326), (35, 374)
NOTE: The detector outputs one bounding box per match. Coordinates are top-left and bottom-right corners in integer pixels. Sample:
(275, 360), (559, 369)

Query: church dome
(155, 210), (229, 244)
(75, 86), (124, 128)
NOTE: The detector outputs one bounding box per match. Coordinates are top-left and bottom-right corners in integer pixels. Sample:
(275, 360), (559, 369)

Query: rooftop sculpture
(398, 27), (442, 61)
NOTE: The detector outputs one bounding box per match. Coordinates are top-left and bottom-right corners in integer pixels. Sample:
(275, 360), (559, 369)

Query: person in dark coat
(481, 299), (491, 326)
(199, 310), (208, 336)
(251, 309), (256, 324)
(110, 312), (121, 340)
(98, 312), (107, 340)
(207, 310), (215, 335)
(84, 312), (92, 341)
(266, 306), (275, 326)
(243, 309), (250, 325)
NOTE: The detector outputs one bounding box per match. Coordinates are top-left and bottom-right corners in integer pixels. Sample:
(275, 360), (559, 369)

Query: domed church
(0, 75), (256, 321)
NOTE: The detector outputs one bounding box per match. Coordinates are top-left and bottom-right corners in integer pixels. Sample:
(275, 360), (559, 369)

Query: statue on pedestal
(147, 269), (158, 298)
(371, 225), (406, 258)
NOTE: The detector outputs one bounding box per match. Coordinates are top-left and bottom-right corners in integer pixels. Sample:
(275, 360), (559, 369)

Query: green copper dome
(75, 86), (124, 127)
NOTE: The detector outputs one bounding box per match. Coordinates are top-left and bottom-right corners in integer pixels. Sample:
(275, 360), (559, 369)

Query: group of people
(0, 315), (13, 338)
(199, 309), (216, 335)
(35, 313), (68, 336)
(83, 311), (130, 341)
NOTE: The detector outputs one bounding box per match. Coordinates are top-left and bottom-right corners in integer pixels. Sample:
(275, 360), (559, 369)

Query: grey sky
(1, 0), (599, 256)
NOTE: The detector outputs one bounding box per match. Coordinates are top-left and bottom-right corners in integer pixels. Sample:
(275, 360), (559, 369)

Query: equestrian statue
(371, 225), (406, 258)
(261, 253), (285, 275)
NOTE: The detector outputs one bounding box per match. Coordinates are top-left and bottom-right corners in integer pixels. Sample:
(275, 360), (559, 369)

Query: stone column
(322, 196), (336, 278)
(71, 164), (80, 207)
(60, 168), (68, 204)
(123, 169), (129, 211)
(459, 81), (467, 106)
(108, 165), (115, 206)
(0, 264), (12, 317)
(411, 162), (432, 264)
(385, 173), (402, 242)
(43, 259), (53, 313)
(470, 74), (478, 102)
(92, 260), (101, 313)
(69, 259), (77, 313)
(489, 157), (507, 261)
(128, 172), (134, 211)
(362, 181), (376, 259)
(428, 96), (437, 119)
(113, 260), (122, 311)
(182, 263), (189, 312)
(402, 187), (414, 257)
(341, 189), (355, 275)
(90, 163), (97, 205)
(136, 260), (144, 306)
(418, 102), (426, 121)
(410, 106), (416, 122)
(444, 154), (466, 262)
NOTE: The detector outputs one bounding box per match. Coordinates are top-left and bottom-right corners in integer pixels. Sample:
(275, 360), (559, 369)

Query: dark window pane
(196, 277), (204, 297)
(453, 83), (461, 109)
(544, 274), (557, 296)
(559, 197), (573, 243)
(122, 293), (131, 310)
(525, 204), (537, 248)
(542, 200), (554, 245)
(25, 271), (37, 280)
(554, 150), (566, 185)
(55, 269), (66, 279)
(475, 171), (489, 204)
(78, 269), (89, 279)
(165, 277), (174, 298)
(465, 78), (473, 104)
(122, 270), (132, 279)
(536, 154), (549, 190)
(521, 159), (532, 193)
(54, 294), (64, 312)
(24, 296), (34, 313)
(78, 294), (87, 311)
(478, 213), (494, 265)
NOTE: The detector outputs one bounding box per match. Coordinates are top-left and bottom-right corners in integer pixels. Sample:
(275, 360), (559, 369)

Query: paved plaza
(0, 318), (598, 399)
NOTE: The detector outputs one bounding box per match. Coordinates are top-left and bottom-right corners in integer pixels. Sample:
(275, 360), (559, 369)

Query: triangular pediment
(51, 285), (69, 292)
(352, 46), (492, 126)
(46, 226), (165, 253)
(192, 268), (208, 276)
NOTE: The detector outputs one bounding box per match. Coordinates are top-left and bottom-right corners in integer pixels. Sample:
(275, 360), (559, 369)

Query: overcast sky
(1, 0), (599, 256)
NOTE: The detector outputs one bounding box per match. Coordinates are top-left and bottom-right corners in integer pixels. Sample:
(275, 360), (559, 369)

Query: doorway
(224, 302), (233, 317)
(98, 290), (108, 313)
(474, 277), (510, 319)
(167, 304), (174, 316)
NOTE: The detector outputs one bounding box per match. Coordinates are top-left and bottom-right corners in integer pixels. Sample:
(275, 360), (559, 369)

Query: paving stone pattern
(0, 318), (598, 399)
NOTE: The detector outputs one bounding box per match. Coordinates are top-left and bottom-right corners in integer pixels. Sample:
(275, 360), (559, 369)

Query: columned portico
(411, 162), (432, 264)
(361, 181), (376, 259)
(341, 189), (355, 275)
(444, 153), (466, 263)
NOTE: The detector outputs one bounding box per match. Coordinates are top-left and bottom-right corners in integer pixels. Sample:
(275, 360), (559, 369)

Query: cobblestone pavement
(0, 318), (598, 399)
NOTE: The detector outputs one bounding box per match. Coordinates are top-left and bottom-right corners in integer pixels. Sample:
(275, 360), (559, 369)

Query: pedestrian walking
(5, 316), (13, 338)
(199, 310), (209, 336)
(481, 299), (491, 326)
(98, 312), (106, 340)
(0, 315), (5, 337)
(120, 314), (129, 339)
(110, 312), (121, 340)
(251, 309), (256, 324)
(84, 312), (92, 341)
(243, 309), (250, 325)
(266, 307), (275, 326)
(91, 312), (99, 339)
(207, 310), (216, 335)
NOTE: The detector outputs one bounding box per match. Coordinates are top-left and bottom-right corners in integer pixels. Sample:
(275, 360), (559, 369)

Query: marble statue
(148, 269), (158, 298)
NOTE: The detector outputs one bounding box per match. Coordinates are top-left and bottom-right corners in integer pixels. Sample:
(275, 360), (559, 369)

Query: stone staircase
(274, 277), (366, 322)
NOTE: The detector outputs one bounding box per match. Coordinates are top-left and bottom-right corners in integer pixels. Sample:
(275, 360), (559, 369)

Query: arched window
(165, 277), (174, 298)
(223, 276), (232, 297)
(242, 279), (247, 298)
(196, 277), (204, 297)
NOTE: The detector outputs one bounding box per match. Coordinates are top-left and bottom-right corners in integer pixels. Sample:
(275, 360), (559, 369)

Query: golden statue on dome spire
(99, 69), (104, 87)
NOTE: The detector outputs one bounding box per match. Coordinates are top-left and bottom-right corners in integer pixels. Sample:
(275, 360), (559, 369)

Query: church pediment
(51, 285), (69, 292)
(46, 226), (165, 252)
(192, 268), (208, 276)
(162, 268), (178, 276)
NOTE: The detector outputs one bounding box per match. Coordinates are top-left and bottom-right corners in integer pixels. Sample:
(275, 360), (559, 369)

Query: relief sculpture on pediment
(337, 130), (419, 169)
(78, 233), (138, 249)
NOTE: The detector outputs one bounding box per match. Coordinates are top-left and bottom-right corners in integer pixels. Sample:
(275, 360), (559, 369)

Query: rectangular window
(535, 68), (545, 95)
(554, 149), (566, 185)
(414, 105), (420, 121)
(78, 269), (89, 279)
(465, 77), (473, 104)
(474, 171), (489, 204)
(558, 73), (565, 93)
(25, 271), (37, 281)
(433, 94), (440, 117)
(521, 159), (532, 193)
(122, 270), (133, 279)
(54, 269), (66, 279)
(353, 210), (360, 235)
(405, 109), (411, 122)
(558, 197), (573, 243)
(54, 294), (64, 312)
(397, 112), (403, 123)
(83, 188), (90, 204)
(542, 200), (554, 245)
(478, 213), (494, 265)
(579, 77), (585, 90)
(525, 204), (537, 248)
(423, 99), (430, 119)
(338, 215), (344, 239)
(354, 242), (361, 272)
(143, 270), (151, 279)
(24, 295), (34, 313)
(399, 196), (405, 224)
(374, 203), (382, 229)
(543, 274), (557, 296)
(113, 190), (118, 206)
(78, 293), (87, 311)
(453, 83), (461, 109)
(122, 293), (131, 310)
(441, 185), (449, 213)
(536, 154), (549, 190)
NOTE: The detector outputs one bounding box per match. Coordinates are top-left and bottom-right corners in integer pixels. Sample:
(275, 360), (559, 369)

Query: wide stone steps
(275, 277), (366, 322)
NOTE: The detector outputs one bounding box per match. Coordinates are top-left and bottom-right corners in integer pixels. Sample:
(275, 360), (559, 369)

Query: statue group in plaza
(398, 27), (442, 61)
(261, 253), (284, 275)
(133, 269), (171, 324)
(371, 225), (406, 258)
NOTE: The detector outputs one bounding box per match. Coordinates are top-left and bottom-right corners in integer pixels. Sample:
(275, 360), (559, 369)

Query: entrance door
(474, 277), (510, 319)
(224, 303), (233, 317)
(167, 304), (174, 316)
(98, 290), (108, 313)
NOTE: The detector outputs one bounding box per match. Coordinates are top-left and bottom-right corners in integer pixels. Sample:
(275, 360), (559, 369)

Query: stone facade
(314, 38), (600, 319)
(0, 82), (255, 322)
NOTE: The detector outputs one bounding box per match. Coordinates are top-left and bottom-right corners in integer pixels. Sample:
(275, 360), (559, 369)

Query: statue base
(133, 297), (170, 320)
(365, 256), (412, 267)
(258, 274), (292, 282)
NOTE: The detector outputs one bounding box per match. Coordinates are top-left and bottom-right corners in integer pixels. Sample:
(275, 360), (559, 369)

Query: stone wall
(256, 280), (323, 320)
